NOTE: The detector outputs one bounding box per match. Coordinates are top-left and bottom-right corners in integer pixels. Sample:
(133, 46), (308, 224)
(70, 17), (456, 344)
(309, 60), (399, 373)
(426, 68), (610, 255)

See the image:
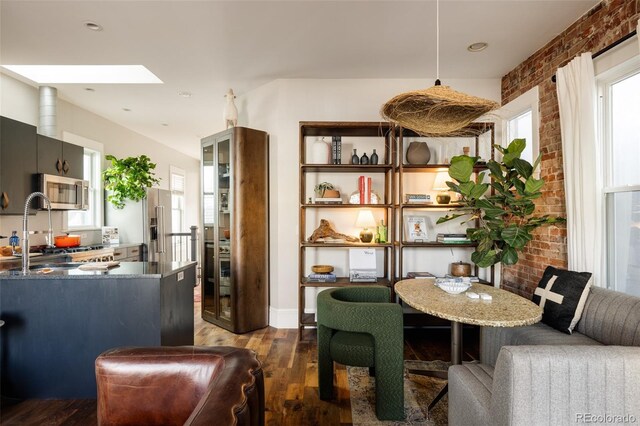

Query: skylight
(1, 65), (163, 84)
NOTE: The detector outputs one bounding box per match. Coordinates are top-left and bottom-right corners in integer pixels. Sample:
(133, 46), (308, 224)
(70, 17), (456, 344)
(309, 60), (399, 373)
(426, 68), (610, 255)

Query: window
(203, 160), (215, 225)
(67, 147), (102, 229)
(170, 166), (186, 233)
(500, 86), (540, 169)
(598, 56), (640, 296)
(507, 110), (534, 163)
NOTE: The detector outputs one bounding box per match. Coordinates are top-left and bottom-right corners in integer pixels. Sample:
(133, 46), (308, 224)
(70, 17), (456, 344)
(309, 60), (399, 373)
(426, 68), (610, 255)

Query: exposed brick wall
(500, 0), (639, 297)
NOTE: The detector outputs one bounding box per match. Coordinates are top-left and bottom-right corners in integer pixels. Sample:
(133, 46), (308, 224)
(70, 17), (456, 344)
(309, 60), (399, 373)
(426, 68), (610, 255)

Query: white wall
(1, 73), (501, 328)
(241, 78), (501, 328)
(0, 74), (200, 246)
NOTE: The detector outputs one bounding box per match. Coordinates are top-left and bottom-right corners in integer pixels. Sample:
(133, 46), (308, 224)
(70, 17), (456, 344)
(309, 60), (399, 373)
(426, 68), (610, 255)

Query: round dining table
(395, 278), (542, 412)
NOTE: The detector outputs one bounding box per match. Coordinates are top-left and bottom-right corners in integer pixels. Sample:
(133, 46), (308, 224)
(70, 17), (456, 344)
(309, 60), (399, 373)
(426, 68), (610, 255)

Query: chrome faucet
(22, 192), (53, 274)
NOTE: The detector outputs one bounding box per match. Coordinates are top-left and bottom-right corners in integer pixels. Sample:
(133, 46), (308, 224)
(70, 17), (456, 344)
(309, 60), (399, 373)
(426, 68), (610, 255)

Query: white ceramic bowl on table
(435, 281), (472, 295)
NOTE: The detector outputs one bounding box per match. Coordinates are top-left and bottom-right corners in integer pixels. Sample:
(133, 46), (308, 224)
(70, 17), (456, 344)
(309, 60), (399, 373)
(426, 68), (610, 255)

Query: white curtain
(556, 53), (603, 285)
(637, 19), (639, 51)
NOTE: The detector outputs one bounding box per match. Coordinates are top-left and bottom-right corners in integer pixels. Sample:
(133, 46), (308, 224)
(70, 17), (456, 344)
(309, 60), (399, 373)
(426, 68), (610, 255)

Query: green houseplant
(437, 139), (564, 267)
(103, 154), (160, 209)
(314, 182), (335, 198)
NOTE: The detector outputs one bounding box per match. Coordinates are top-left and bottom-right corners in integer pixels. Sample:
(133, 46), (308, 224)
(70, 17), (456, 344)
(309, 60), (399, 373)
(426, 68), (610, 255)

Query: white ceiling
(1, 0), (598, 158)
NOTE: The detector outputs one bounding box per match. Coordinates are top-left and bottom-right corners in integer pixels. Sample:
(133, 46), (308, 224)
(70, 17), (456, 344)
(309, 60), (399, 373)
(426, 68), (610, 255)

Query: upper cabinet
(37, 135), (84, 180)
(0, 116), (38, 215)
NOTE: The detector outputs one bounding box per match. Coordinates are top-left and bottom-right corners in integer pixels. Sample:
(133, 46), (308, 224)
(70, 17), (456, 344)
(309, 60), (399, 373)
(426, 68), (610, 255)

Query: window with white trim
(507, 110), (534, 163)
(170, 166), (186, 233)
(598, 56), (640, 296)
(500, 86), (540, 168)
(67, 147), (102, 229)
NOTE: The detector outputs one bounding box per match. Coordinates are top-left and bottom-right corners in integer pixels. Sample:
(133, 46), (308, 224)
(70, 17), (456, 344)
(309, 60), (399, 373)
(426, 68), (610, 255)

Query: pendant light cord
(435, 0), (441, 86)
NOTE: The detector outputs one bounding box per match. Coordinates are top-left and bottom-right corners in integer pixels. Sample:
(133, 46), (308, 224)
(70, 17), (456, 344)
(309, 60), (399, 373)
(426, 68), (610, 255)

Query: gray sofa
(449, 286), (640, 426)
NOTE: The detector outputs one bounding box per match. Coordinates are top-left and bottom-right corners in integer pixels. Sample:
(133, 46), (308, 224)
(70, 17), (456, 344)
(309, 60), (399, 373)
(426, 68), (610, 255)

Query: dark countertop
(0, 261), (196, 279)
(0, 253), (70, 269)
(0, 253), (69, 262)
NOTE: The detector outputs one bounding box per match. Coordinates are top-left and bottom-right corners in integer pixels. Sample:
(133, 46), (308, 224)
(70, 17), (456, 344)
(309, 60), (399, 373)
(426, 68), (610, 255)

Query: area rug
(348, 360), (450, 426)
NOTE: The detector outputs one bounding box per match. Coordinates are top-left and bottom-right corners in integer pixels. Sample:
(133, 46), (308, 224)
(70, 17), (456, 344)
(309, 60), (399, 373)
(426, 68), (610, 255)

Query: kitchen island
(0, 261), (196, 398)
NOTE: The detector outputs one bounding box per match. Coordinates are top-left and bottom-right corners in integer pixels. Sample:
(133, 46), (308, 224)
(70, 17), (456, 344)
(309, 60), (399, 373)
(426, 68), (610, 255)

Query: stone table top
(395, 279), (542, 327)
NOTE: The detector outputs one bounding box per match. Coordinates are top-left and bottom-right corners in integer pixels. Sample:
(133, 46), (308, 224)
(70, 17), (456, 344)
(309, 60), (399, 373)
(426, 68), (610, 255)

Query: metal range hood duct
(39, 86), (57, 137)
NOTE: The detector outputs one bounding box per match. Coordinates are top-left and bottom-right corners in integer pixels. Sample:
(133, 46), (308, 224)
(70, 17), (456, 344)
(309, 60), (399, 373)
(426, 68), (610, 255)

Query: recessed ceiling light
(468, 42), (488, 52)
(1, 65), (163, 84)
(178, 91), (192, 98)
(84, 87), (95, 92)
(123, 108), (131, 112)
(84, 21), (103, 31)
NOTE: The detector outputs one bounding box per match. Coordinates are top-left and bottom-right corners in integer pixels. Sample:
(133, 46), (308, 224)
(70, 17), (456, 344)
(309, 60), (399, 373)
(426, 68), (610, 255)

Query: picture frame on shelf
(405, 216), (428, 242)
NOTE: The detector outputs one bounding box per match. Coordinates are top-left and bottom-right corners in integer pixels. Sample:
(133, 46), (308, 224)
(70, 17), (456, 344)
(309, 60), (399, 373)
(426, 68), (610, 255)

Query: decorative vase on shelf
(351, 149), (359, 165)
(370, 149), (379, 165)
(311, 137), (331, 164)
(406, 141), (431, 164)
(360, 152), (369, 165)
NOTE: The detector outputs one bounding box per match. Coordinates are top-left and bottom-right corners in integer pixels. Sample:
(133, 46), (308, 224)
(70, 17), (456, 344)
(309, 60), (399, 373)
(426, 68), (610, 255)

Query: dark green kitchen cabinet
(37, 134), (84, 180)
(0, 116), (37, 215)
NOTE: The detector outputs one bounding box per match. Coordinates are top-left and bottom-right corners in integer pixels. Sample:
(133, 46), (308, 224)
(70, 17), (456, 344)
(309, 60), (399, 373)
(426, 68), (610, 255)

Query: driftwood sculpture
(308, 219), (359, 243)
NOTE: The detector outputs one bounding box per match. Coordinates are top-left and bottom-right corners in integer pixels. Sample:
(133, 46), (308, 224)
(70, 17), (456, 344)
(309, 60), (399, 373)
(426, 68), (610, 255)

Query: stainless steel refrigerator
(104, 188), (173, 262)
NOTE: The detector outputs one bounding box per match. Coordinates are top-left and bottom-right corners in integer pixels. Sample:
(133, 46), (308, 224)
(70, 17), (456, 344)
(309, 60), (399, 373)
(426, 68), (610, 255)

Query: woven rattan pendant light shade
(381, 0), (498, 135)
(381, 84), (499, 135)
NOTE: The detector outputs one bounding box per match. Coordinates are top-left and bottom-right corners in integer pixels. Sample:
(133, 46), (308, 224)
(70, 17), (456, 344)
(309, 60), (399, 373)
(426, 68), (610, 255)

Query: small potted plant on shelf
(437, 139), (565, 267)
(314, 182), (340, 199)
(103, 154), (160, 209)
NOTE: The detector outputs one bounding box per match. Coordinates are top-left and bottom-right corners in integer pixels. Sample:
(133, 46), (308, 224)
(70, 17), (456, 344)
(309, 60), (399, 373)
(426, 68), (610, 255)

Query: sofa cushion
(480, 322), (601, 367)
(532, 266), (592, 334)
(576, 286), (640, 346)
(448, 363), (494, 426)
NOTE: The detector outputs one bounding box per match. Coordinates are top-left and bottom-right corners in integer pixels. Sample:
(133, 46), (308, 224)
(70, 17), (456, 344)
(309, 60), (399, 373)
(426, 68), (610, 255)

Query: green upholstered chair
(317, 286), (404, 421)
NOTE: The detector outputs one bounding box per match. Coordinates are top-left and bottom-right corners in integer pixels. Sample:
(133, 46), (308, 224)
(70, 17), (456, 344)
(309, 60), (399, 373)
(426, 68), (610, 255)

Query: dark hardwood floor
(1, 288), (479, 425)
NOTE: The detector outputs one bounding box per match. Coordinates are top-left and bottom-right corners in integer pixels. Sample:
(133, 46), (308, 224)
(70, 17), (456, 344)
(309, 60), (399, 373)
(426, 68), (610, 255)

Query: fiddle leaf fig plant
(437, 139), (565, 268)
(103, 154), (160, 209)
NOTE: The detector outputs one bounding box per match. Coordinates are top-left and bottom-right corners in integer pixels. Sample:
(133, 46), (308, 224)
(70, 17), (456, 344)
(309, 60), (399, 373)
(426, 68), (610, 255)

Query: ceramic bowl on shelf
(435, 281), (472, 295)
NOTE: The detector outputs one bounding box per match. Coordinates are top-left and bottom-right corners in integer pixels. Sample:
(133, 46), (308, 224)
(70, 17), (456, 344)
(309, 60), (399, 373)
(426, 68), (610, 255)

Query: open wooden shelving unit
(298, 121), (395, 338)
(298, 121), (496, 337)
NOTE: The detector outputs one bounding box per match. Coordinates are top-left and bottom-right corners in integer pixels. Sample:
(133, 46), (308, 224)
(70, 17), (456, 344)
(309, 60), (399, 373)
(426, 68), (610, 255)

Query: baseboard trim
(269, 307), (315, 329)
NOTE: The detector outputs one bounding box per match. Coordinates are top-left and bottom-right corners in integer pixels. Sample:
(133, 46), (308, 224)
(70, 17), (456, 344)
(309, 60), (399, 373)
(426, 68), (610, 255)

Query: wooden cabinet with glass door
(298, 121), (395, 339)
(395, 123), (496, 288)
(201, 127), (269, 334)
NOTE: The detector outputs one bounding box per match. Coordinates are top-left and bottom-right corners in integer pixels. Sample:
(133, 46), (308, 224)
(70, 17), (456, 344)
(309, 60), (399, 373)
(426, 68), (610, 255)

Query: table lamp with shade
(355, 210), (377, 243)
(432, 171), (452, 204)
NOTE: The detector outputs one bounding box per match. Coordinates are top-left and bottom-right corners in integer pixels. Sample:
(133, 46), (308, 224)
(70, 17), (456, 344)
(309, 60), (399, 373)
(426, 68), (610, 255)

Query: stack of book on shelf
(436, 233), (471, 244)
(405, 194), (433, 204)
(307, 273), (337, 283)
(315, 197), (342, 204)
(331, 136), (342, 164)
(406, 271), (436, 279)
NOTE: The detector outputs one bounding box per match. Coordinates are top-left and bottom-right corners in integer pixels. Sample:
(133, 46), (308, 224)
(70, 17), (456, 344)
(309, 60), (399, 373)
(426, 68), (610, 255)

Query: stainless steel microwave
(38, 174), (89, 210)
